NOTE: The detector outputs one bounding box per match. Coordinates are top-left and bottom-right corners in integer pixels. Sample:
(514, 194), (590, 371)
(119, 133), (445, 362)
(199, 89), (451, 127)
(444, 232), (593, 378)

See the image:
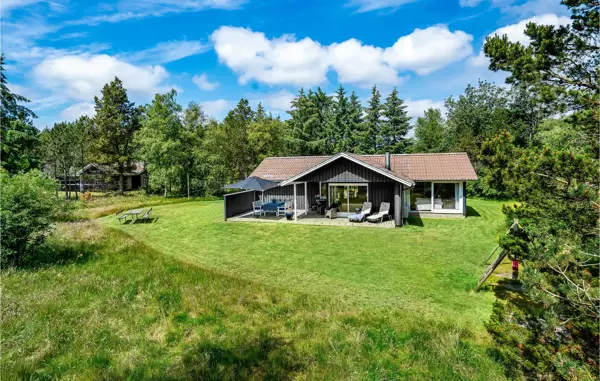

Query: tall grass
(2, 221), (507, 380)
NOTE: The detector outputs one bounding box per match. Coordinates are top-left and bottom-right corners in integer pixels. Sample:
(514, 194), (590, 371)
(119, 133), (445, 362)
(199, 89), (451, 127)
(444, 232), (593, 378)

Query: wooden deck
(228, 210), (395, 228)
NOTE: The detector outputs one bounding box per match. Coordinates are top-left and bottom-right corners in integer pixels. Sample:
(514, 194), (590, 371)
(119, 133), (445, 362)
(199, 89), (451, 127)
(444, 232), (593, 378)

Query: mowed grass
(2, 199), (509, 380)
(105, 199), (505, 323)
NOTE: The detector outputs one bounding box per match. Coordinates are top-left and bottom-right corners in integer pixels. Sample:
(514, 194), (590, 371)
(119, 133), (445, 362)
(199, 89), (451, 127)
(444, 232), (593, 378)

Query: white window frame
(327, 183), (369, 215)
(408, 181), (463, 214)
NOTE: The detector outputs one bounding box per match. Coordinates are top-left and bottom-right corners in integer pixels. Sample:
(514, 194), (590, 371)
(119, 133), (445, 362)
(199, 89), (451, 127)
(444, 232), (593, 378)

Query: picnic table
(124, 208), (144, 220)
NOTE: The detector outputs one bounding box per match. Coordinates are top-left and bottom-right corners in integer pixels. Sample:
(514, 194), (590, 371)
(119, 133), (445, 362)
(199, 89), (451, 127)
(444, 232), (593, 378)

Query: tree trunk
(164, 182), (167, 198)
(187, 172), (190, 199)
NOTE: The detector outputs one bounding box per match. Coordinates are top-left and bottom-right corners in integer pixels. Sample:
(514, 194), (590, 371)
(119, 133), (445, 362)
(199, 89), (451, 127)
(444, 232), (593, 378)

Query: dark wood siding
(224, 190), (257, 219)
(369, 182), (394, 213)
(297, 158), (394, 183)
(262, 184), (308, 210)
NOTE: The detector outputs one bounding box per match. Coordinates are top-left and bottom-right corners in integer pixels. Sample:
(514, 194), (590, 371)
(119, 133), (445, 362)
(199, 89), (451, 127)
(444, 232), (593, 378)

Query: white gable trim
(279, 152), (414, 187)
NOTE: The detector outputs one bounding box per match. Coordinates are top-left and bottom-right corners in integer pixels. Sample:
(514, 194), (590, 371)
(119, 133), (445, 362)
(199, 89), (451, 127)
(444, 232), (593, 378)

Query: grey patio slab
(228, 210), (395, 228)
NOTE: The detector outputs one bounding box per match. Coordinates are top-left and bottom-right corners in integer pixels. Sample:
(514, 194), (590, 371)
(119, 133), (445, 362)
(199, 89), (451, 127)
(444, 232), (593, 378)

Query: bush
(0, 170), (67, 266)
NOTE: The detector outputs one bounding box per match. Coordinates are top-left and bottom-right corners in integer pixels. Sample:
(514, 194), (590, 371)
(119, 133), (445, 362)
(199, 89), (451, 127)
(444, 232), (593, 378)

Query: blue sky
(2, 0), (571, 129)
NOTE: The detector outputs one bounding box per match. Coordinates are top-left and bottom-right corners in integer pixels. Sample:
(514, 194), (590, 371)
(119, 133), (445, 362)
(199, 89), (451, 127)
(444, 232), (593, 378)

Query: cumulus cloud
(404, 99), (445, 119)
(263, 90), (295, 111)
(470, 13), (571, 67)
(382, 25), (473, 75)
(346, 0), (419, 13)
(60, 102), (95, 121)
(192, 73), (219, 90)
(201, 99), (233, 119)
(211, 25), (474, 87)
(126, 40), (209, 64)
(33, 54), (172, 101)
(328, 39), (404, 87)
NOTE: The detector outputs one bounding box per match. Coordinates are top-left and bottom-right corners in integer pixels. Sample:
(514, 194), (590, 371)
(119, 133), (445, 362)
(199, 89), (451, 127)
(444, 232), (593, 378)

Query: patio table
(261, 201), (285, 213)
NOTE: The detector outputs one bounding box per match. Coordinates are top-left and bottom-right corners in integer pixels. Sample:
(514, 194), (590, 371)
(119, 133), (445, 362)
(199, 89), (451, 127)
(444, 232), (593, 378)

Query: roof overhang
(280, 152), (415, 187)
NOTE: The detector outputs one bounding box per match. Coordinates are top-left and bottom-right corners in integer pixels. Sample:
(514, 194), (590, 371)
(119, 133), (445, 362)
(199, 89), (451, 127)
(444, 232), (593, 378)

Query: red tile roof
(250, 153), (477, 182)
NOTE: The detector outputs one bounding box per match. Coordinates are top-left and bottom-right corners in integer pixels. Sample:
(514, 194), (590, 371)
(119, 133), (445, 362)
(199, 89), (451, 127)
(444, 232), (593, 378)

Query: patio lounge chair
(252, 201), (264, 217)
(348, 202), (372, 223)
(360, 201), (372, 215)
(367, 202), (391, 223)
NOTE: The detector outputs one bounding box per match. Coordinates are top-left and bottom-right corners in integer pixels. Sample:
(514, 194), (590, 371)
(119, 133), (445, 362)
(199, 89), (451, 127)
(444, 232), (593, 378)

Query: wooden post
(294, 183), (297, 221)
(304, 182), (308, 216)
(393, 183), (402, 227)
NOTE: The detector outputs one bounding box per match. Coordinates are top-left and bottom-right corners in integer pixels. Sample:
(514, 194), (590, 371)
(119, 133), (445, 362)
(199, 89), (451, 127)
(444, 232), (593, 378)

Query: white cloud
(126, 40), (208, 64)
(328, 39), (404, 87)
(60, 102), (95, 121)
(1, 0), (44, 14)
(405, 99), (445, 119)
(263, 90), (295, 111)
(459, 0), (482, 6)
(346, 0), (419, 13)
(212, 25), (474, 87)
(192, 73), (219, 90)
(212, 26), (330, 87)
(70, 0), (246, 26)
(201, 99), (232, 119)
(470, 13), (571, 67)
(382, 25), (473, 75)
(33, 54), (172, 101)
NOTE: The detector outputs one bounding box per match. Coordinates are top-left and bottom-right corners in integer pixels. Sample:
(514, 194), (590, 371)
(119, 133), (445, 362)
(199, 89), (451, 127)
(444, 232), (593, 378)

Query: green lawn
(2, 198), (510, 380)
(105, 199), (505, 323)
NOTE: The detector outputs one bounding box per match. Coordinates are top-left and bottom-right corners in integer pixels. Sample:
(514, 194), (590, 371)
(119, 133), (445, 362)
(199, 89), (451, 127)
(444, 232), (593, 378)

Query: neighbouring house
(77, 162), (148, 192)
(223, 152), (478, 227)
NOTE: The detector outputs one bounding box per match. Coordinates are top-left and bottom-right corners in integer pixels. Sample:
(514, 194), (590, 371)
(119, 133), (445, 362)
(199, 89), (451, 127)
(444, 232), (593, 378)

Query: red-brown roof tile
(250, 153), (477, 182)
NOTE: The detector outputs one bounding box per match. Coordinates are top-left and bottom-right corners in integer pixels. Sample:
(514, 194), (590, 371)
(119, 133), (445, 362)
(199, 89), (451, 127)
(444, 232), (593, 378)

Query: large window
(410, 182), (432, 211)
(410, 182), (461, 212)
(329, 184), (368, 214)
(433, 183), (458, 210)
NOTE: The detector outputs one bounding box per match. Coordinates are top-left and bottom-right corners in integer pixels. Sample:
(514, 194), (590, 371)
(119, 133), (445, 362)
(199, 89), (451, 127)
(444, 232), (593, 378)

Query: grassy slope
(2, 199), (509, 380)
(105, 199), (505, 323)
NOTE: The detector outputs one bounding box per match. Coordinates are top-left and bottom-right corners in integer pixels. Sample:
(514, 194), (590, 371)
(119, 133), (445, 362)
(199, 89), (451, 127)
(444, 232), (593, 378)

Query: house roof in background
(250, 153), (478, 183)
(77, 162), (146, 176)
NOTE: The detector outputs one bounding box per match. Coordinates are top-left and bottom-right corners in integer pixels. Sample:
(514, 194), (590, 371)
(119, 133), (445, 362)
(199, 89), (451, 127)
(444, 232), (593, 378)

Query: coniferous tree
(347, 91), (365, 154)
(91, 77), (141, 194)
(362, 85), (383, 154)
(288, 88), (311, 155)
(181, 102), (207, 198)
(332, 85), (351, 153)
(223, 98), (255, 179)
(305, 88), (333, 154)
(1, 54), (39, 173)
(381, 88), (411, 153)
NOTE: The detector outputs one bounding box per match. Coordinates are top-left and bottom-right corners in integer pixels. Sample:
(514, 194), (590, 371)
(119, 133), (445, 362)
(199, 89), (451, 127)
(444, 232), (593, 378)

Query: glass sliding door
(433, 183), (459, 210)
(329, 184), (368, 214)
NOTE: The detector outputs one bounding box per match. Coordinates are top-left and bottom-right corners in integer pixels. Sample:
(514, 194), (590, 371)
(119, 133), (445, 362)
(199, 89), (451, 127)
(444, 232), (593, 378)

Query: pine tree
(362, 85), (383, 154)
(332, 85), (351, 153)
(305, 88), (332, 154)
(381, 88), (411, 153)
(92, 77), (141, 194)
(347, 91), (365, 153)
(288, 88), (311, 155)
(223, 98), (255, 179)
(411, 108), (445, 153)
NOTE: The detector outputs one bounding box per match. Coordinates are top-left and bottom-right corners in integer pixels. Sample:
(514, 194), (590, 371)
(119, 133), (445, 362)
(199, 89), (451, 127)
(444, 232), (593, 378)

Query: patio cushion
(348, 213), (366, 222)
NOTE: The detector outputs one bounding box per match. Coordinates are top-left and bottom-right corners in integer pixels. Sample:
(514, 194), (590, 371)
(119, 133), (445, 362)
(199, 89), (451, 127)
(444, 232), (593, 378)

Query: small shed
(77, 162), (148, 192)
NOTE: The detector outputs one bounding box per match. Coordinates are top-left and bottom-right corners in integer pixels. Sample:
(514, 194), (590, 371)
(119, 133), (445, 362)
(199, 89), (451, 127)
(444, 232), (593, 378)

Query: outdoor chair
(277, 200), (289, 217)
(141, 207), (152, 222)
(360, 202), (372, 216)
(115, 210), (128, 224)
(366, 202), (391, 223)
(252, 201), (264, 217)
(325, 207), (337, 219)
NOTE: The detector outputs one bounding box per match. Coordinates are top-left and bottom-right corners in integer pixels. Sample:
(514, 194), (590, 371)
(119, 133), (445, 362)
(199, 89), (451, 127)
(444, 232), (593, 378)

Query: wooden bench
(116, 210), (128, 224)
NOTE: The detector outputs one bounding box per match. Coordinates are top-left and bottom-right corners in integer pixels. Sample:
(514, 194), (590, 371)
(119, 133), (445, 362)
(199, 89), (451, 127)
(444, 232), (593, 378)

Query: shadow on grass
(466, 206), (481, 217)
(406, 216), (424, 227)
(177, 329), (302, 380)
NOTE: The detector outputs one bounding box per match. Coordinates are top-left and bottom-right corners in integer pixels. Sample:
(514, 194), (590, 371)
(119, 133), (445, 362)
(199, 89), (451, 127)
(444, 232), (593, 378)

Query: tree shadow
(176, 330), (302, 380)
(491, 279), (529, 307)
(133, 218), (159, 224)
(466, 206), (481, 217)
